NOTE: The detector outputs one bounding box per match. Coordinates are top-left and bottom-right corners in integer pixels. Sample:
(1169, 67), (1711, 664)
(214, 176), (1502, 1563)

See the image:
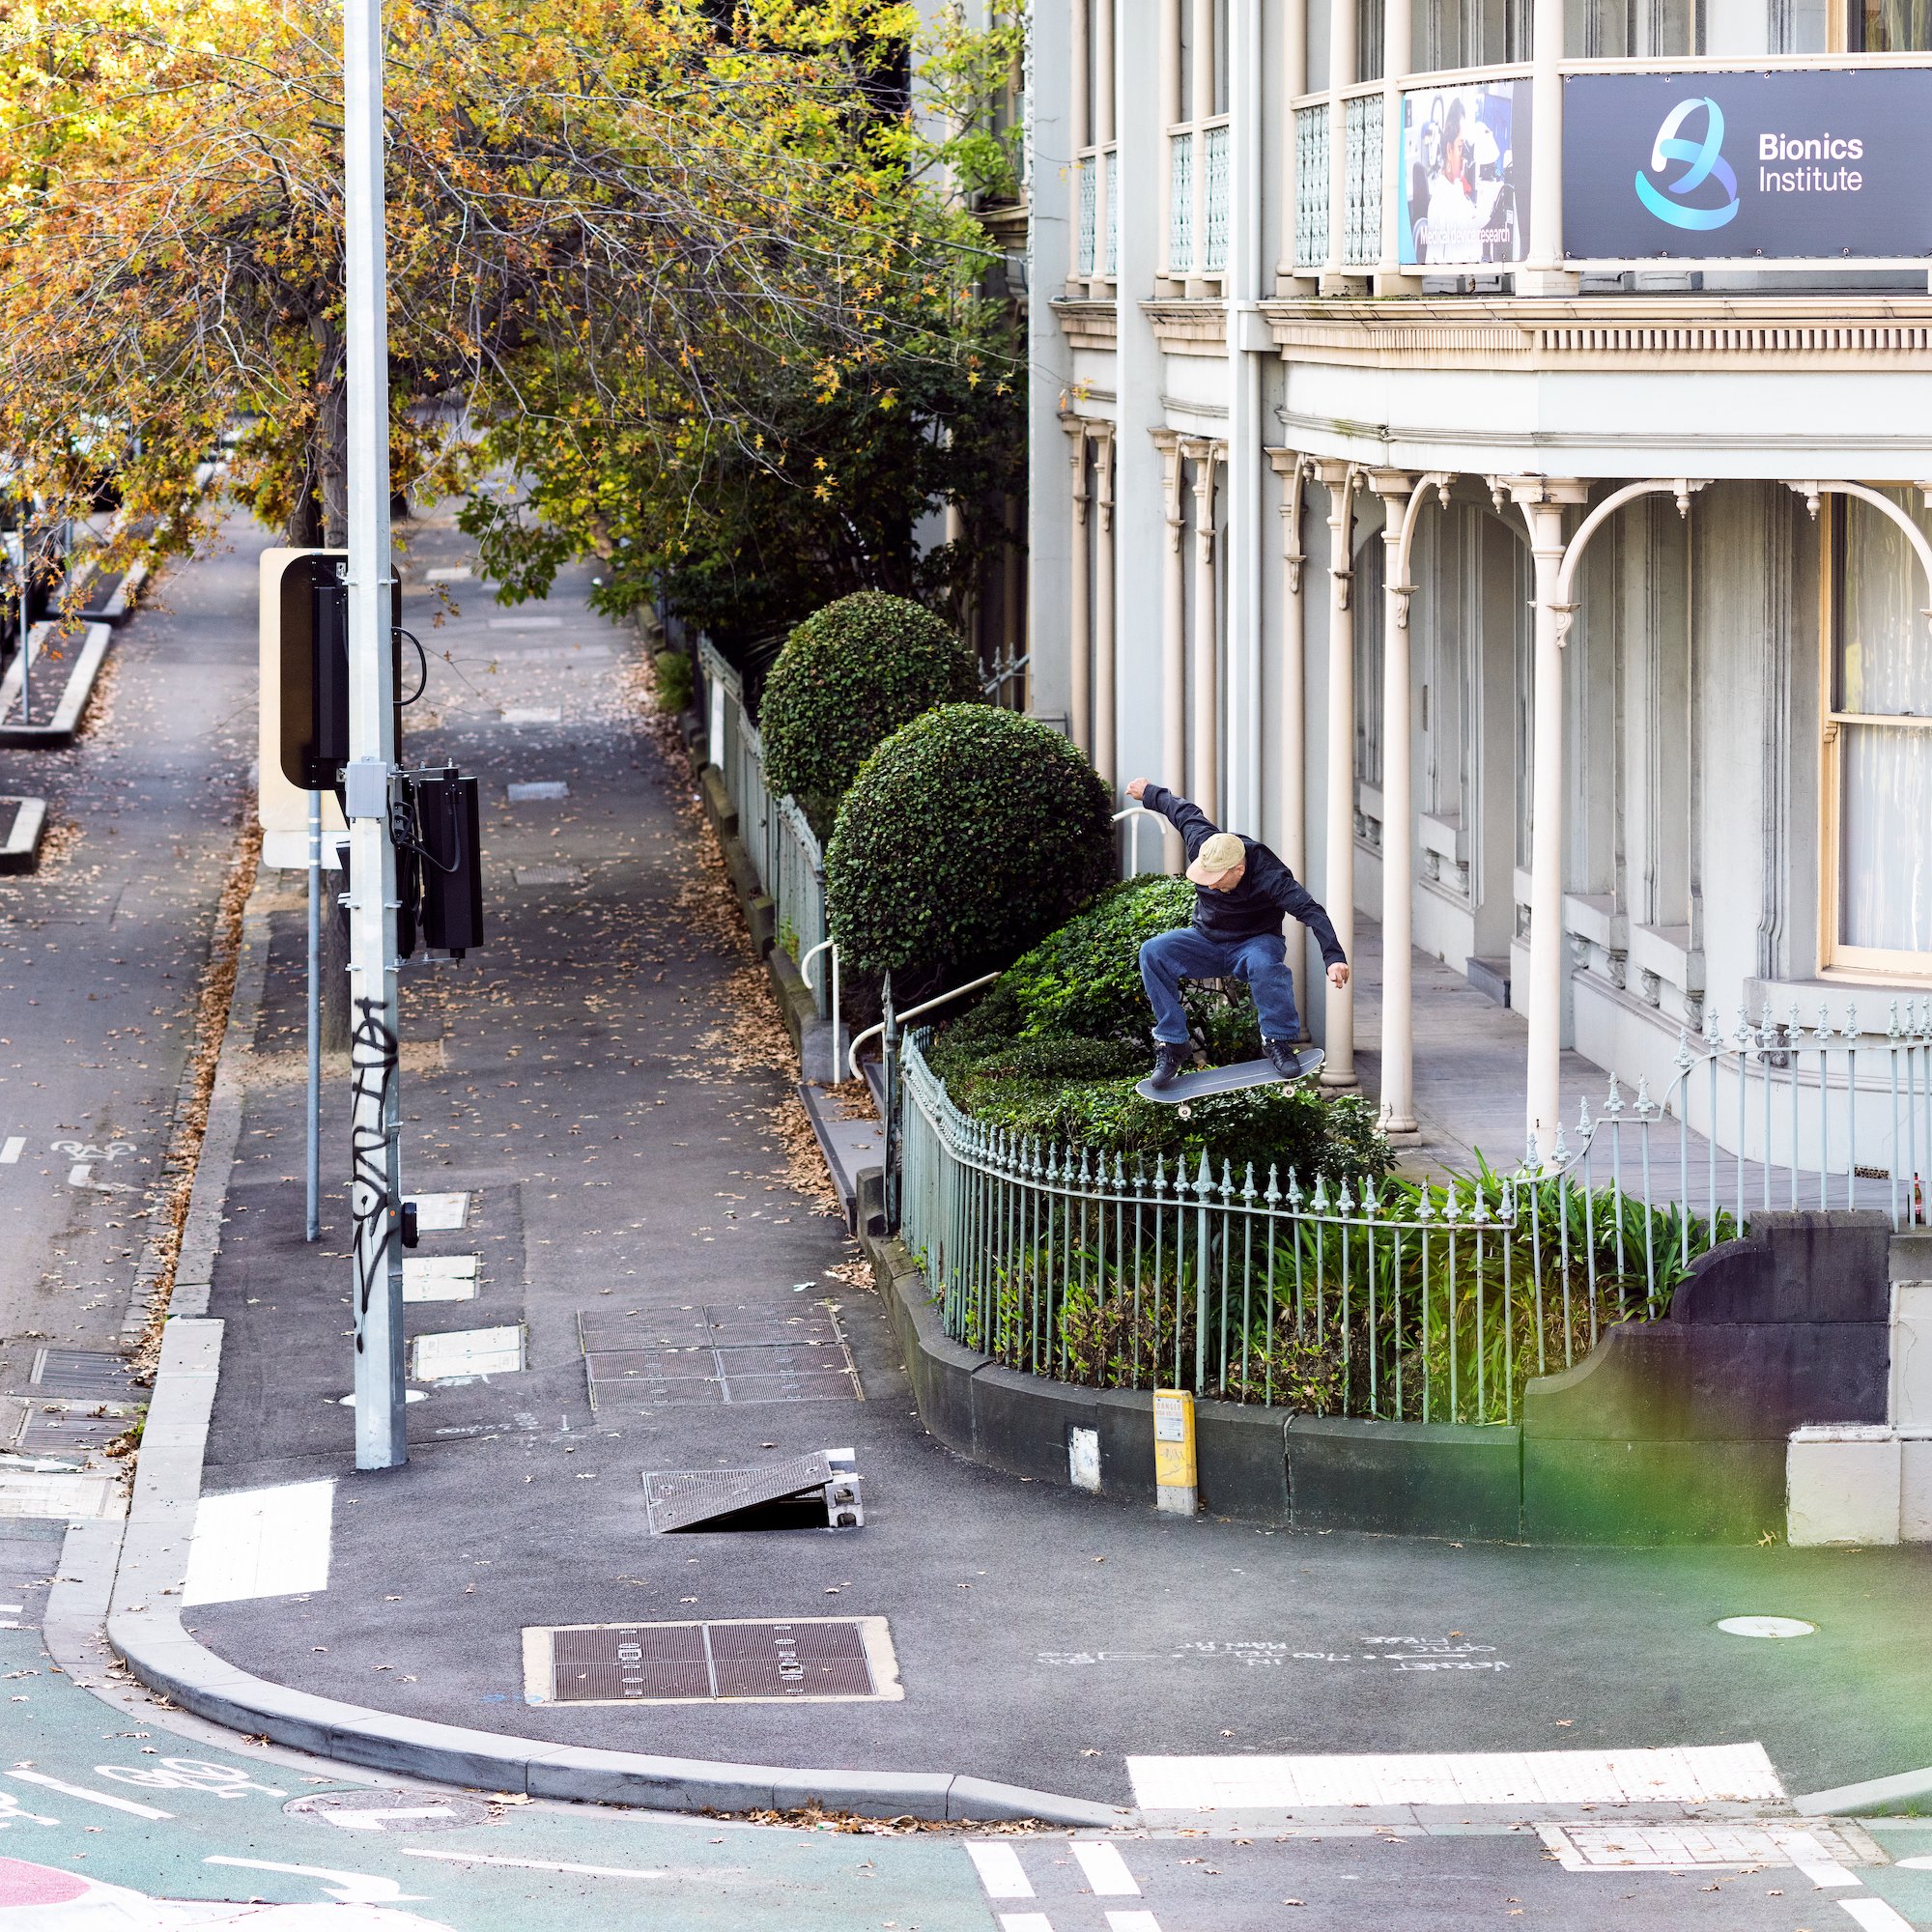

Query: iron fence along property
(895, 1004), (1932, 1425)
(698, 638), (828, 1014)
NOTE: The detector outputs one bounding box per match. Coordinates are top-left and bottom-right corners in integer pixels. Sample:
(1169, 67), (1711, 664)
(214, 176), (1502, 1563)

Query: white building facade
(1024, 0), (1932, 1155)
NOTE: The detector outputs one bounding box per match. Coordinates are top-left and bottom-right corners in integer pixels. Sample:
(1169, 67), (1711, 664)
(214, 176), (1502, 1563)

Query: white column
(1377, 0), (1416, 291)
(1510, 477), (1590, 1155)
(1157, 0), (1181, 288)
(1070, 0), (1091, 297)
(1279, 0), (1307, 289)
(1267, 449), (1311, 1033)
(1322, 0), (1356, 293)
(1094, 429), (1117, 786)
(1521, 0), (1577, 294)
(1372, 470), (1418, 1137)
(1315, 460), (1358, 1087)
(1066, 420), (1092, 753)
(1224, 0), (1264, 832)
(1189, 441), (1220, 819)
(1089, 0), (1114, 298)
(1157, 431), (1188, 871)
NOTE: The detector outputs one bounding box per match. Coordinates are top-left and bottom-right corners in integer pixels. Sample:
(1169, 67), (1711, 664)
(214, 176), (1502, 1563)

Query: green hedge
(758, 592), (979, 836)
(825, 704), (1115, 985)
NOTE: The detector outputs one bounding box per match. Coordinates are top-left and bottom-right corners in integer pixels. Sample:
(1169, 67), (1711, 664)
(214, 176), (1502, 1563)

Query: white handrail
(1112, 804), (1163, 876)
(800, 937), (841, 1082)
(846, 972), (1000, 1082)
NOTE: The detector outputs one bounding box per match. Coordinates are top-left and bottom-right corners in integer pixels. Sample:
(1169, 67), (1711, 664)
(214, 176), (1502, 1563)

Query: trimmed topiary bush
(825, 703), (1116, 987)
(759, 592), (980, 835)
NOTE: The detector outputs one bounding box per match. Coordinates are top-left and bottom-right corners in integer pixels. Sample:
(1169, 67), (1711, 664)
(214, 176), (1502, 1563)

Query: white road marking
(506, 781), (569, 803)
(403, 1850), (665, 1879)
(407, 1191), (469, 1231)
(1071, 1841), (1140, 1895)
(1104, 1916), (1162, 1932)
(1129, 1744), (1782, 1812)
(319, 1806), (480, 1833)
(94, 1757), (285, 1799)
(1801, 1862), (1863, 1889)
(412, 1325), (524, 1380)
(0, 1790), (60, 1827)
(997, 1918), (1055, 1932)
(8, 1769), (171, 1819)
(424, 565), (471, 582)
(1839, 1900), (1916, 1931)
(0, 1137), (23, 1164)
(501, 706), (562, 724)
(967, 1842), (1035, 1898)
(402, 1255), (479, 1302)
(488, 616), (560, 629)
(0, 1604), (22, 1614)
(204, 1857), (422, 1904)
(182, 1479), (333, 1605)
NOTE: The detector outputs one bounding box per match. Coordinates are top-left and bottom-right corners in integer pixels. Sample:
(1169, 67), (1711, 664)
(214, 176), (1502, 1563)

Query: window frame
(1817, 493), (1932, 983)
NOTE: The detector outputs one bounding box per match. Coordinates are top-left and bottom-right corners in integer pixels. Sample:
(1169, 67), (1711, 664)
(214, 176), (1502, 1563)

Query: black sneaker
(1264, 1037), (1304, 1081)
(1148, 1040), (1189, 1091)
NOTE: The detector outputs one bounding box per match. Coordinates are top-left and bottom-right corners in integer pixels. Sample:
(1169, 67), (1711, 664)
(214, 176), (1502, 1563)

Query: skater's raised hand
(1125, 777), (1151, 801)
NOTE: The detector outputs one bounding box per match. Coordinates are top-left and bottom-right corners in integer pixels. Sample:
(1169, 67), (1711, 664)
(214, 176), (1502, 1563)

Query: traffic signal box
(258, 549), (485, 958)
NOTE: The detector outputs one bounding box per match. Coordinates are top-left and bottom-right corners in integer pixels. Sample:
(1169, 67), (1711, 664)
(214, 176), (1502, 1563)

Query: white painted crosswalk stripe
(1129, 1743), (1782, 1812)
(0, 1137), (23, 1164)
(997, 1918), (1053, 1932)
(966, 1842), (1034, 1899)
(1104, 1916), (1161, 1932)
(1071, 1840), (1141, 1895)
(1839, 1899), (1916, 1931)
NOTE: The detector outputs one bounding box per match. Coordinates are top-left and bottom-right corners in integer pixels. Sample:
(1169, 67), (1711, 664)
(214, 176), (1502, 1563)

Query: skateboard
(1135, 1047), (1325, 1104)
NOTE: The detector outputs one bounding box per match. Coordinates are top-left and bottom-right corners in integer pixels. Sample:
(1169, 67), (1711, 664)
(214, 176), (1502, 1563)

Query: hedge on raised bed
(758, 592), (979, 836)
(923, 876), (1392, 1186)
(825, 703), (1115, 986)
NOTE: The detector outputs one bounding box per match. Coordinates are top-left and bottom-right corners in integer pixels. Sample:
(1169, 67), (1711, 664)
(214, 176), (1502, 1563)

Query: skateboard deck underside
(1135, 1047), (1325, 1103)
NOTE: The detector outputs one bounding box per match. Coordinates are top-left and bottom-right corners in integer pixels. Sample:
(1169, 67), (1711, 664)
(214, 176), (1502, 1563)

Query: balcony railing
(1077, 155), (1096, 276)
(1168, 129), (1195, 272)
(1105, 147), (1120, 276)
(1203, 121), (1231, 272)
(1286, 54), (1932, 283)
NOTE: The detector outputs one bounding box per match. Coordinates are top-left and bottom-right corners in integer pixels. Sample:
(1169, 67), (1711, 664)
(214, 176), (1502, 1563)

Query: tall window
(1854, 0), (1932, 47)
(1824, 493), (1932, 977)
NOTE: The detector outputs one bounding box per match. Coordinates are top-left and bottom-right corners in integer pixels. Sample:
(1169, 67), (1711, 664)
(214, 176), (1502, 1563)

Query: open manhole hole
(524, 1617), (901, 1706)
(643, 1449), (862, 1534)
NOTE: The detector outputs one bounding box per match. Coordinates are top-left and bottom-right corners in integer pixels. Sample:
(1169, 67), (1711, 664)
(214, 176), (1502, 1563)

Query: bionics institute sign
(1563, 70), (1932, 259)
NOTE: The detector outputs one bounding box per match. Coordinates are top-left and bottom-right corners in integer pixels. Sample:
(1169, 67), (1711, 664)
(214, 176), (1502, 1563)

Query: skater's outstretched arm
(1125, 777), (1216, 859)
(1266, 871), (1348, 969)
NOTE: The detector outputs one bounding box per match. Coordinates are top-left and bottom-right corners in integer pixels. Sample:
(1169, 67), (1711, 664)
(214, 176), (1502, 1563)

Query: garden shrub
(825, 703), (1115, 986)
(759, 592), (979, 835)
(652, 646), (694, 714)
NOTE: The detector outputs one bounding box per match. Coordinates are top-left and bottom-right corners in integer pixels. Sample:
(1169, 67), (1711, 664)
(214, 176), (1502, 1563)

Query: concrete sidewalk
(150, 521), (1932, 1819)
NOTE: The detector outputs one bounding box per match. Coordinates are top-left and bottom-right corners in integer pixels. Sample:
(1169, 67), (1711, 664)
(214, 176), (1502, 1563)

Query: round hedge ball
(825, 704), (1117, 982)
(758, 592), (980, 831)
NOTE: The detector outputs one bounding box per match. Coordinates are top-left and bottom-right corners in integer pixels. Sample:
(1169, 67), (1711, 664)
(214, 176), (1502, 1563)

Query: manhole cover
(1717, 1615), (1817, 1638)
(578, 1302), (861, 1412)
(513, 864), (582, 887)
(284, 1789), (492, 1833)
(525, 1617), (900, 1706)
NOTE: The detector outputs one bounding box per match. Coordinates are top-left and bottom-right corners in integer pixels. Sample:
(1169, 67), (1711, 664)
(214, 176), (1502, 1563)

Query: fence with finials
(895, 1003), (1932, 1425)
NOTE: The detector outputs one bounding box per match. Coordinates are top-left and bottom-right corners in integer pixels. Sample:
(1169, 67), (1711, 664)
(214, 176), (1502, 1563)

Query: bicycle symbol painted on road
(93, 1759), (286, 1800)
(48, 1142), (135, 1163)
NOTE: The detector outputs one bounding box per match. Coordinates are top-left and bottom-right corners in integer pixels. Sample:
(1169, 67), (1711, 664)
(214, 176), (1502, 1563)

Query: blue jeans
(1140, 926), (1301, 1045)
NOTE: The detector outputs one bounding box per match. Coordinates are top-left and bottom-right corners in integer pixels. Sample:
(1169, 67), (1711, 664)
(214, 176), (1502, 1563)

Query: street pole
(305, 786), (321, 1243)
(14, 494), (30, 726)
(342, 0), (406, 1469)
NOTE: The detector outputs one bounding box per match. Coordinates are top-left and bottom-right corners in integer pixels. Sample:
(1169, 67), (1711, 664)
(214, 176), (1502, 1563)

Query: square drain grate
(16, 1407), (125, 1458)
(29, 1349), (135, 1401)
(524, 1616), (899, 1706)
(578, 1302), (861, 1411)
(514, 865), (582, 887)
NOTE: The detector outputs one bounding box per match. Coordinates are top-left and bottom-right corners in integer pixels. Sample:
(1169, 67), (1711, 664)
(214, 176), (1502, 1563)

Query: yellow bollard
(1153, 1388), (1198, 1516)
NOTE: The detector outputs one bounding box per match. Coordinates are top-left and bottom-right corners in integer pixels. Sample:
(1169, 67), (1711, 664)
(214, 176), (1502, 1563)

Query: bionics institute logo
(1634, 97), (1740, 230)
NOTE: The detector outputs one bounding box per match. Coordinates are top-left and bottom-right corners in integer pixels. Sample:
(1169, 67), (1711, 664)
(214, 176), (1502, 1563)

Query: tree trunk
(310, 317), (350, 548)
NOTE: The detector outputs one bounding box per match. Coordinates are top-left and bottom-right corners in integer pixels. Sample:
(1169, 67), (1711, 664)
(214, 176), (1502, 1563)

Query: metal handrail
(1111, 804), (1163, 876)
(846, 972), (999, 1081)
(800, 938), (841, 1082)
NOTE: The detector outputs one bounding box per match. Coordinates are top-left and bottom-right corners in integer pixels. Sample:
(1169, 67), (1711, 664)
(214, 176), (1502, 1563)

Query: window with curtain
(1827, 492), (1932, 972)
(1354, 534), (1385, 800)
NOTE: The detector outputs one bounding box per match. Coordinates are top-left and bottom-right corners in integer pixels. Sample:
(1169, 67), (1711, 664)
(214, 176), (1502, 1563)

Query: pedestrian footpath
(150, 502), (1932, 1824)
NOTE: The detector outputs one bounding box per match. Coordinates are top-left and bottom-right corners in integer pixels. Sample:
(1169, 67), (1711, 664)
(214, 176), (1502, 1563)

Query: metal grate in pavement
(642, 1448), (862, 1534)
(526, 1615), (898, 1705)
(16, 1406), (125, 1457)
(513, 865), (582, 887)
(29, 1349), (135, 1400)
(506, 781), (569, 802)
(578, 1301), (860, 1411)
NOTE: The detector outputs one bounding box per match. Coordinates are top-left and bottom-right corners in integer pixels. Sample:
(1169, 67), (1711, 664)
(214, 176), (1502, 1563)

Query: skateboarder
(1126, 778), (1350, 1091)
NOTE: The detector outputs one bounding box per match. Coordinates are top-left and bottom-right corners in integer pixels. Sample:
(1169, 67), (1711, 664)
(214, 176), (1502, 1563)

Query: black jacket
(1143, 785), (1347, 965)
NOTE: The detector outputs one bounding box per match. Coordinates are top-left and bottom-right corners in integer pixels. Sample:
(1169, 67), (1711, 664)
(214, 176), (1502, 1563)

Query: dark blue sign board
(1564, 69), (1932, 259)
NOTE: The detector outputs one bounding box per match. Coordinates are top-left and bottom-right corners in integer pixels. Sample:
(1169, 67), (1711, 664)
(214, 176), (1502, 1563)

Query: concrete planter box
(1286, 1414), (1520, 1540)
